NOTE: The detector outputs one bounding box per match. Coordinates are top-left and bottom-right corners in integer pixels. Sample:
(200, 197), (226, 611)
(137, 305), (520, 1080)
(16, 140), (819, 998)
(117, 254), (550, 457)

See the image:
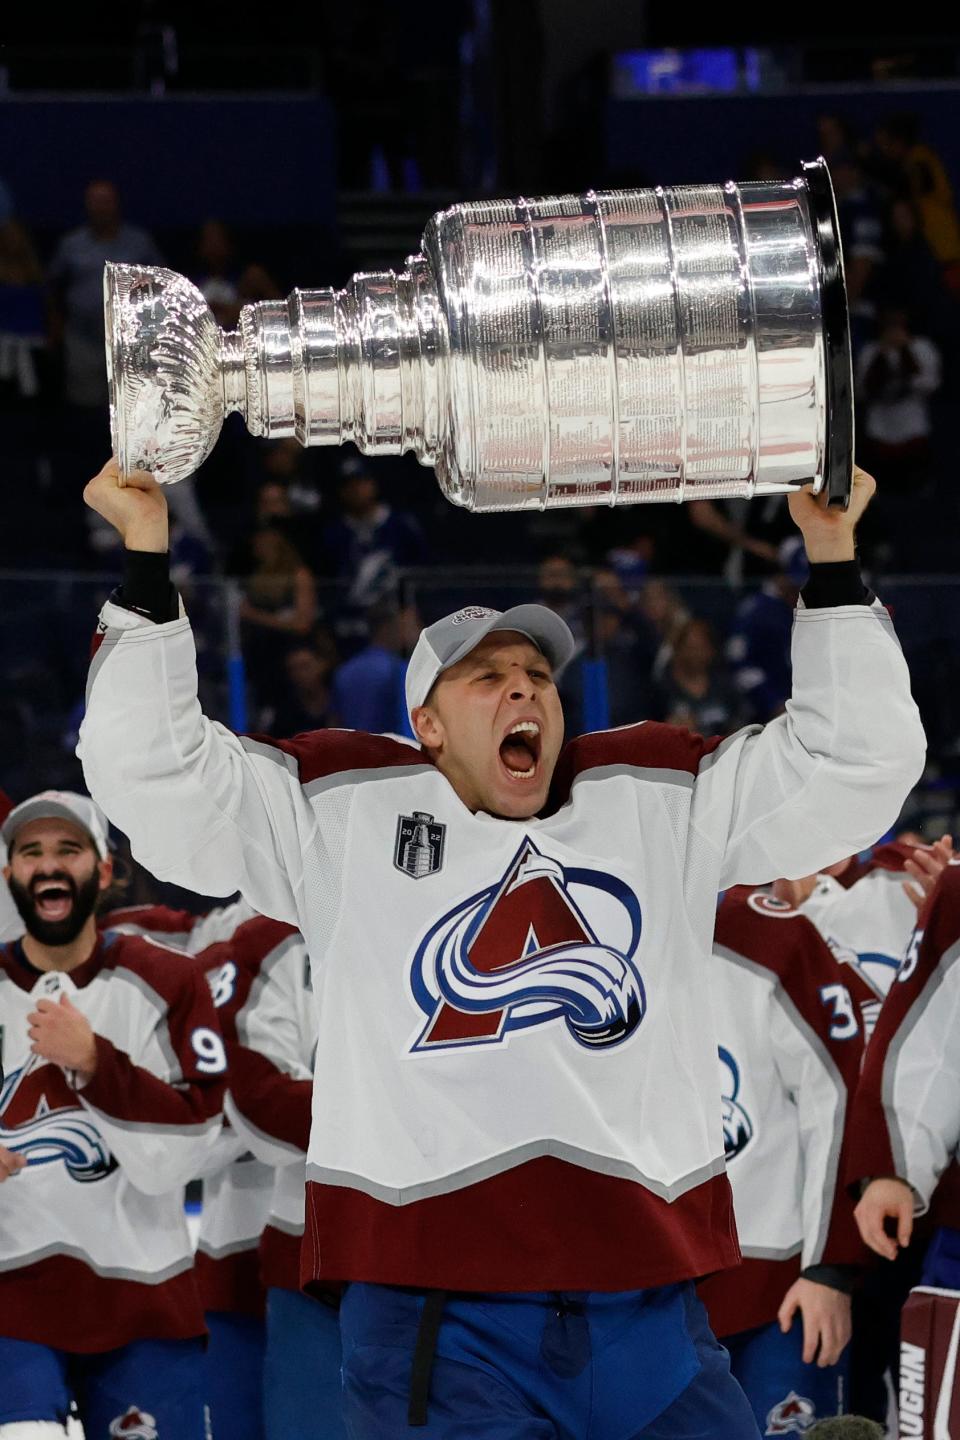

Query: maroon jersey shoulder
(243, 727), (426, 787)
(0, 789), (13, 825)
(194, 916), (300, 1034)
(549, 721), (724, 806)
(227, 914), (298, 965)
(101, 930), (210, 1008)
(718, 887), (877, 1015)
(100, 903), (200, 935)
(715, 888), (830, 986)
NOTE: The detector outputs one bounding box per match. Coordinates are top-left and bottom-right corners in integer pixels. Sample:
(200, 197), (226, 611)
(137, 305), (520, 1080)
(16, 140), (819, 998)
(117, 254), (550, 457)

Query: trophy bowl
(105, 263), (235, 487)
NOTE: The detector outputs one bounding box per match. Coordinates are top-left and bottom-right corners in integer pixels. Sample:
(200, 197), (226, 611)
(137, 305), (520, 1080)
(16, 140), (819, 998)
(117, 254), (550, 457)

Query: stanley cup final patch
(395, 812), (446, 879)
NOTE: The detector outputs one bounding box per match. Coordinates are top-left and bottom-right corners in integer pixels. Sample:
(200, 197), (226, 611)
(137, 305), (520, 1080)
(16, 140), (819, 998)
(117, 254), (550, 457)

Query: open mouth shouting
(498, 720), (542, 782)
(31, 878), (76, 925)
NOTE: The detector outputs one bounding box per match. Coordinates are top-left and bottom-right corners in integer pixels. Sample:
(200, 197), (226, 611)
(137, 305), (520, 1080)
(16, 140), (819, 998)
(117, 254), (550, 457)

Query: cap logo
(450, 606), (497, 625)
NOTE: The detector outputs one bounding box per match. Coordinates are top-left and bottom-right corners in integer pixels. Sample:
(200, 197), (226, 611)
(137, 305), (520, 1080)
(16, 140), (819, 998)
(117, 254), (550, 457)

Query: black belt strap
(407, 1289), (447, 1427)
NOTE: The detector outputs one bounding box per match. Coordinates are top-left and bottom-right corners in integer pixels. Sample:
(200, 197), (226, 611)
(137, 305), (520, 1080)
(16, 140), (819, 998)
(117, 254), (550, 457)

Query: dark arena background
(1, 5), (960, 1438)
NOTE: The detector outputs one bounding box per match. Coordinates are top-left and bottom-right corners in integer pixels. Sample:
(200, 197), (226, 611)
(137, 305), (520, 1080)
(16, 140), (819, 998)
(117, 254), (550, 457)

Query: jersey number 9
(191, 1026), (227, 1074)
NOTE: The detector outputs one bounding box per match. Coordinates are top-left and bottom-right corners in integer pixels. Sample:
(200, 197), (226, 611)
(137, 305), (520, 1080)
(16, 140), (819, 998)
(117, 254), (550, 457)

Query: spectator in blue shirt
(329, 603), (416, 735)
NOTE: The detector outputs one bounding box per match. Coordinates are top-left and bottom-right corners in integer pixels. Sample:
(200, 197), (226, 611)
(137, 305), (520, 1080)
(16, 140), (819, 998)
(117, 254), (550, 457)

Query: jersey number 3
(819, 983), (858, 1041)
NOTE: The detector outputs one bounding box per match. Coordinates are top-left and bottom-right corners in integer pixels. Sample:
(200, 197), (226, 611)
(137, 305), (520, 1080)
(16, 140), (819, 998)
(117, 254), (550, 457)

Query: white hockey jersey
(78, 593), (924, 1291)
(699, 887), (869, 1338)
(0, 930), (225, 1351)
(848, 860), (960, 1217)
(219, 916), (316, 1294)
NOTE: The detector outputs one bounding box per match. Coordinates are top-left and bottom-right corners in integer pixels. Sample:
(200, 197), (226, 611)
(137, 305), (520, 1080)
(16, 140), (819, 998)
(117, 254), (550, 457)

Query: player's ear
(412, 705), (442, 751)
(96, 854), (114, 894)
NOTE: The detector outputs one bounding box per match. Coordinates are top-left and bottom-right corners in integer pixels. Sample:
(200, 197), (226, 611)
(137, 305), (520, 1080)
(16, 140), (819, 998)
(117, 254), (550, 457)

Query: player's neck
(22, 918), (100, 974)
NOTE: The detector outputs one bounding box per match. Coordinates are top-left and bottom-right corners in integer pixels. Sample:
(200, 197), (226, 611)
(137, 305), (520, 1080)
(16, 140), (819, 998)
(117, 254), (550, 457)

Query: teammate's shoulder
(99, 902), (198, 938)
(101, 929), (207, 996)
(715, 888), (827, 976)
(241, 726), (427, 788)
(718, 886), (806, 929)
(219, 913), (300, 965)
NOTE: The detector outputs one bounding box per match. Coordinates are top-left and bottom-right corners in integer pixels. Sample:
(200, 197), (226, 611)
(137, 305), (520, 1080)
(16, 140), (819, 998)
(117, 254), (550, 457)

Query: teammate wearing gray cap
(77, 457), (924, 1440)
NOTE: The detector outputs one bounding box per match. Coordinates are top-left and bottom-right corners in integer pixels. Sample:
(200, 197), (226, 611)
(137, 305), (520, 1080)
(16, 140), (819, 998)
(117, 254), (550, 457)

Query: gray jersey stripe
(306, 1142), (726, 1208)
(303, 763), (435, 799)
(0, 1240), (195, 1284)
(267, 1214), (306, 1238)
(239, 735), (300, 776)
(197, 1236), (260, 1260)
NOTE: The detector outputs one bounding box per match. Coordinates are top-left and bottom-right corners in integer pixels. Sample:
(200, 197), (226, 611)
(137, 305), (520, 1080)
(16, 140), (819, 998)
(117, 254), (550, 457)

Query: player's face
(4, 819), (111, 946)
(414, 633), (564, 819)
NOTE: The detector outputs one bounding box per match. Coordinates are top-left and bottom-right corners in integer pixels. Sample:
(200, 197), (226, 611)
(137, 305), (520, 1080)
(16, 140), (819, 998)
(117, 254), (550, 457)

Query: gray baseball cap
(405, 604), (576, 722)
(1, 790), (111, 860)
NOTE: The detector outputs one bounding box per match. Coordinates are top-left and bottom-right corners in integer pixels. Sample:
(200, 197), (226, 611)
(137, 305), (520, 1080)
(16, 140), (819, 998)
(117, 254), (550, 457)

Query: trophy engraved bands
(105, 157), (853, 510)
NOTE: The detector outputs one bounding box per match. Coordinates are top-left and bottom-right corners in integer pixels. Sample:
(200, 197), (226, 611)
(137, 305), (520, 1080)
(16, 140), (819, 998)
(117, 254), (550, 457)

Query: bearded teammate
(0, 791), (226, 1439)
(700, 885), (874, 1434)
(78, 457), (923, 1440)
(217, 915), (347, 1440)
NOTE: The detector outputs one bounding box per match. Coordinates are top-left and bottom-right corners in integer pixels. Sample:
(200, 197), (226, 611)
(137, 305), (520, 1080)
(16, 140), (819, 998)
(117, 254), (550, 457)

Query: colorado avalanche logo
(0, 1060), (117, 1183)
(408, 838), (644, 1053)
(718, 1046), (754, 1160)
(109, 1408), (158, 1439)
(764, 1391), (817, 1434)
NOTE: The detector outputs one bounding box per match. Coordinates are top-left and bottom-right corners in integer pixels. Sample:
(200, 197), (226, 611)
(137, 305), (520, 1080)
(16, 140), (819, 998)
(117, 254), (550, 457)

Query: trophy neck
(236, 259), (445, 460)
(220, 330), (247, 416)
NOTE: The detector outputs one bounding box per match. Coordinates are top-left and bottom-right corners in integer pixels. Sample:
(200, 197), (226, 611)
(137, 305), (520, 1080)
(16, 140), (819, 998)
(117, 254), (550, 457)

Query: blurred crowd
(1, 105), (960, 813)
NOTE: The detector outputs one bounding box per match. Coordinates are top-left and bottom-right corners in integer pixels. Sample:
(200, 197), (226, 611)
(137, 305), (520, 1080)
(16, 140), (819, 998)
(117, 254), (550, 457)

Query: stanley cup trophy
(104, 158), (853, 510)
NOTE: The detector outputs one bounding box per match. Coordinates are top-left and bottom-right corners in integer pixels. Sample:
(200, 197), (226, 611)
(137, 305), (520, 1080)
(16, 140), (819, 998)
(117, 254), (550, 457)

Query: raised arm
(78, 462), (326, 922)
(692, 470), (926, 888)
